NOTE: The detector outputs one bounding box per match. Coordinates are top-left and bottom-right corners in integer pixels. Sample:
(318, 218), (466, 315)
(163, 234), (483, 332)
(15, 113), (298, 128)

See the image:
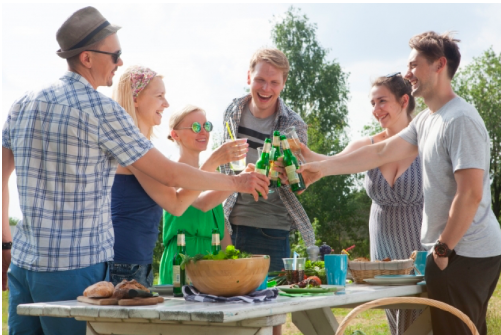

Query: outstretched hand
(297, 162), (324, 189)
(234, 169), (270, 201)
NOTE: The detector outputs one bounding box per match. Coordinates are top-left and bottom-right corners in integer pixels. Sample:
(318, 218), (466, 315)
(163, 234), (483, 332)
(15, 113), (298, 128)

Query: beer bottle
(270, 131), (282, 188)
(255, 138), (271, 197)
(211, 228), (221, 255)
(280, 135), (306, 193)
(172, 229), (186, 297)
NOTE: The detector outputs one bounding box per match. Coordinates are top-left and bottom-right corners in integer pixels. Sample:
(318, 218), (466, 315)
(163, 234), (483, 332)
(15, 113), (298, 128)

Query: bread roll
(83, 281), (115, 298)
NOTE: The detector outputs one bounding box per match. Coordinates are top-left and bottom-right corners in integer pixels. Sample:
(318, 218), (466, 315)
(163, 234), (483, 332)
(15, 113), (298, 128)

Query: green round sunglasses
(176, 121), (213, 133)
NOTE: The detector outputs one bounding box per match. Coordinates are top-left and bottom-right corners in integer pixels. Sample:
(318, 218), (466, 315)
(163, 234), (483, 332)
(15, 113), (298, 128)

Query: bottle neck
(272, 136), (280, 147)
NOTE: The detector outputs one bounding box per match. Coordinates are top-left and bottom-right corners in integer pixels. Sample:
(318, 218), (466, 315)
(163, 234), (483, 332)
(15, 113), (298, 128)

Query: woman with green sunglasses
(158, 104), (250, 285)
(110, 66), (250, 288)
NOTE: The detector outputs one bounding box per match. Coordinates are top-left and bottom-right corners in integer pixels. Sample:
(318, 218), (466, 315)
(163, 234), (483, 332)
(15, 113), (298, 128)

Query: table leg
(291, 307), (339, 335)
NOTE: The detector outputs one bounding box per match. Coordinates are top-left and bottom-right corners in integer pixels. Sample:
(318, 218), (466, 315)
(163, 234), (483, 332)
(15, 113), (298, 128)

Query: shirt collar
(61, 71), (94, 89)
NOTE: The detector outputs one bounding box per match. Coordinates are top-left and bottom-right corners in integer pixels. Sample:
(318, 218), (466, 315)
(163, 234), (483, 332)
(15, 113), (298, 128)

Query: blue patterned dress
(364, 149), (425, 335)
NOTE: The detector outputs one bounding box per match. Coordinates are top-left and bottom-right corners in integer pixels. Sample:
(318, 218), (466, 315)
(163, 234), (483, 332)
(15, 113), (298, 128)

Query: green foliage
(179, 245), (253, 270)
(9, 217), (19, 226)
(452, 47), (501, 223)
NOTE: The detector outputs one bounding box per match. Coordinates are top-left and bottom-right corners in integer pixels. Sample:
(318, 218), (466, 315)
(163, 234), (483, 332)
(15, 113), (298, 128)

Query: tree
(453, 47), (501, 223)
(272, 7), (369, 252)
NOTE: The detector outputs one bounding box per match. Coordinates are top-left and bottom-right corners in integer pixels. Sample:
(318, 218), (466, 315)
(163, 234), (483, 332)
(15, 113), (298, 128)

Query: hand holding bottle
(233, 171), (269, 201)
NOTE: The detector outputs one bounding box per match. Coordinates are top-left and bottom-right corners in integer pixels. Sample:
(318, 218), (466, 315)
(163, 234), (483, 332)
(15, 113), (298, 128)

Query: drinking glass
(257, 147), (274, 194)
(324, 254), (348, 286)
(283, 126), (305, 163)
(228, 138), (247, 172)
(283, 258), (306, 285)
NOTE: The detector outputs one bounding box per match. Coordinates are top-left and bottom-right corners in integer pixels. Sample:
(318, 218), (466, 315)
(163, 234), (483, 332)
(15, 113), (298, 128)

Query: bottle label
(212, 234), (220, 245)
(281, 139), (290, 150)
(263, 141), (271, 152)
(177, 234), (185, 246)
(285, 165), (299, 184)
(273, 136), (280, 147)
(256, 168), (267, 176)
(173, 265), (181, 288)
(269, 161), (279, 181)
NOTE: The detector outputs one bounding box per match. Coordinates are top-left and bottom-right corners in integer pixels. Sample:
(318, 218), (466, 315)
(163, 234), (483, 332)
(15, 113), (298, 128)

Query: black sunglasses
(177, 121), (213, 133)
(86, 50), (122, 64)
(385, 72), (401, 78)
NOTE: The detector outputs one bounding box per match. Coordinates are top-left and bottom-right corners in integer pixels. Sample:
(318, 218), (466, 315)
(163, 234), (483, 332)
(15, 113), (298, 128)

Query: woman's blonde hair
(168, 104), (206, 142)
(112, 65), (163, 140)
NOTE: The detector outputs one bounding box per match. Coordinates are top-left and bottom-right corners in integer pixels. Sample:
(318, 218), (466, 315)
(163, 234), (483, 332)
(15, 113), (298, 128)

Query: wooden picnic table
(17, 284), (431, 335)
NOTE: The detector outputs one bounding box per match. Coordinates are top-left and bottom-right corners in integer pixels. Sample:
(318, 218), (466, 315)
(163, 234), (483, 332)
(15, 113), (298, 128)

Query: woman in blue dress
(109, 66), (247, 287)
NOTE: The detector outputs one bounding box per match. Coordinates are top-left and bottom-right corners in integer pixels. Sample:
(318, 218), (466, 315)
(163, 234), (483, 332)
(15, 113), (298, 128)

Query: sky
(2, 3), (501, 220)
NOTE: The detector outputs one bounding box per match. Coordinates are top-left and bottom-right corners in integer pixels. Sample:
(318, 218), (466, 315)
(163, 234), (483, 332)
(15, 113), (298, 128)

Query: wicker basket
(335, 297), (479, 335)
(348, 259), (413, 284)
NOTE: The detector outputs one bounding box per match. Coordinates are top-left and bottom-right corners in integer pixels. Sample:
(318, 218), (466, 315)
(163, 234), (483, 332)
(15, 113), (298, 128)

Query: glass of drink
(228, 138), (247, 172)
(283, 258), (306, 285)
(283, 126), (305, 163)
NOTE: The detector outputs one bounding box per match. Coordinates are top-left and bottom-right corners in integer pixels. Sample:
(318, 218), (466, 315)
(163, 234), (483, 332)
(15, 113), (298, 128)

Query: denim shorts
(108, 262), (153, 288)
(230, 224), (290, 272)
(8, 262), (108, 335)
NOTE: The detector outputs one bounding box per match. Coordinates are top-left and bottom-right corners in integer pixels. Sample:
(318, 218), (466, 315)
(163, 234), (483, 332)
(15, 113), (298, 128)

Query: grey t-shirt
(229, 103), (292, 231)
(399, 96), (501, 257)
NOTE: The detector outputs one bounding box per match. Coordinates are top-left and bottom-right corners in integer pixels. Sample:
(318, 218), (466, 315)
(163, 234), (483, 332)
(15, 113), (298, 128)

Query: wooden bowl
(185, 255), (270, 297)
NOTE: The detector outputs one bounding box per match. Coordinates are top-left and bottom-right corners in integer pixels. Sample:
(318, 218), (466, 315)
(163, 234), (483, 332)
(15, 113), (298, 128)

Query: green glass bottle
(280, 135), (306, 193)
(211, 228), (221, 255)
(255, 138), (271, 197)
(172, 229), (186, 297)
(270, 131), (282, 188)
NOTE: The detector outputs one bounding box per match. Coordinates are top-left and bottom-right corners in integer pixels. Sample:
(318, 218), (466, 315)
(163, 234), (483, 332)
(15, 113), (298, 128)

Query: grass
(2, 278), (501, 335)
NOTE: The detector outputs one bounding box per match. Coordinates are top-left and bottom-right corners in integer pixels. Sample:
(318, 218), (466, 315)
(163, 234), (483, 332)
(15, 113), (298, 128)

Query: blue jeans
(231, 224), (290, 272)
(108, 262), (153, 288)
(8, 262), (108, 335)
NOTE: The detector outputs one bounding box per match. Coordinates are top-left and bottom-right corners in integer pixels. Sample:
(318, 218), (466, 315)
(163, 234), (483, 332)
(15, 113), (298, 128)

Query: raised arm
(300, 136), (373, 163)
(299, 136), (418, 187)
(2, 147), (14, 291)
(131, 148), (269, 201)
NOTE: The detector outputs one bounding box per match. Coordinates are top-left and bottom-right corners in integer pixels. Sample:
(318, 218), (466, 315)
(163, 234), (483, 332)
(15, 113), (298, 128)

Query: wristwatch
(2, 242), (12, 250)
(434, 240), (452, 257)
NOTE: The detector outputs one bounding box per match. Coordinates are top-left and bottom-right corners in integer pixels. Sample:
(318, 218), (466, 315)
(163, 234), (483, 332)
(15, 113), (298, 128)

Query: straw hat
(56, 6), (121, 59)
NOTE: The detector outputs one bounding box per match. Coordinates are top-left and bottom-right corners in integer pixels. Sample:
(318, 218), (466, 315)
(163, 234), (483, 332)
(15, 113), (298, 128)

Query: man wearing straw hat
(2, 7), (268, 335)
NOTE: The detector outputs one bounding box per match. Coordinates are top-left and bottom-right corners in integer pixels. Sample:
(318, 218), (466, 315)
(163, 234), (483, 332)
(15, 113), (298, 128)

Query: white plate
(149, 285), (173, 295)
(364, 276), (423, 286)
(375, 275), (424, 280)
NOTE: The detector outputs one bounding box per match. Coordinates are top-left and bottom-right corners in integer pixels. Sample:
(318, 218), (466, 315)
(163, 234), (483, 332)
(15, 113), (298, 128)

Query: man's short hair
(249, 48), (290, 81)
(409, 31), (461, 79)
(66, 39), (105, 69)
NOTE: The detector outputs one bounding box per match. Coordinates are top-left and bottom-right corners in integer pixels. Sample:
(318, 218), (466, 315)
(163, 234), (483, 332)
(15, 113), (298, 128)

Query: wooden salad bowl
(185, 255), (270, 297)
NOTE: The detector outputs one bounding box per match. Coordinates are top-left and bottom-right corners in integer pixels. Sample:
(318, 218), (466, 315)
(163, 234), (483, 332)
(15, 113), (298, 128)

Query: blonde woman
(158, 105), (249, 285)
(110, 66), (248, 287)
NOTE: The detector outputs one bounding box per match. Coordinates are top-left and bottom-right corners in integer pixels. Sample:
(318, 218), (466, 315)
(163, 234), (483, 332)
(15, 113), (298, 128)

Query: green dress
(158, 204), (225, 284)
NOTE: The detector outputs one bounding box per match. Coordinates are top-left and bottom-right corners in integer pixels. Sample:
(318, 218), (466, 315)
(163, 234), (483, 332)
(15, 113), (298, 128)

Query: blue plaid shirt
(2, 72), (153, 272)
(220, 95), (316, 247)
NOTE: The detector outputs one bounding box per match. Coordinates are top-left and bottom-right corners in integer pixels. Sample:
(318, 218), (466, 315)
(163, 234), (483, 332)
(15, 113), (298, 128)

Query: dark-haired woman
(301, 74), (425, 335)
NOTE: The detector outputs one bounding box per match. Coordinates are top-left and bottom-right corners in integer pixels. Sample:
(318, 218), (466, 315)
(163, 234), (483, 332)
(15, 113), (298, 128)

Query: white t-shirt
(399, 96), (501, 257)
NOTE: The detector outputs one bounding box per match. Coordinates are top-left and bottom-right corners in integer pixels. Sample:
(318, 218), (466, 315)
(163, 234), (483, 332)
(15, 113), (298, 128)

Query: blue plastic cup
(414, 251), (428, 275)
(324, 254), (348, 286)
(256, 275), (268, 291)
